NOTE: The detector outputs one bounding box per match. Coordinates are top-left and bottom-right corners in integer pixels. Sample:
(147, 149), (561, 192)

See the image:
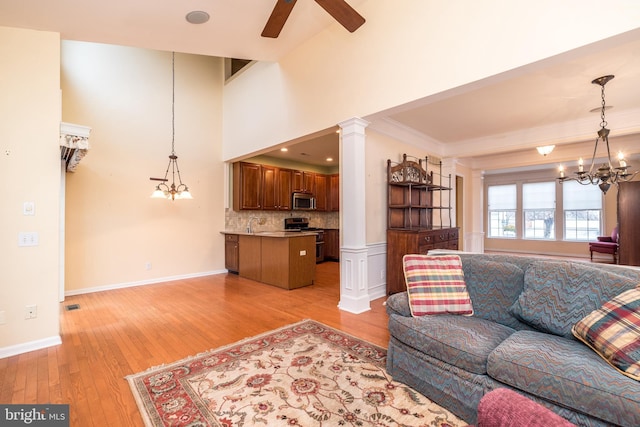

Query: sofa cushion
(388, 313), (515, 375)
(572, 286), (640, 381)
(509, 260), (638, 338)
(403, 254), (474, 316)
(488, 330), (640, 427)
(460, 257), (532, 330)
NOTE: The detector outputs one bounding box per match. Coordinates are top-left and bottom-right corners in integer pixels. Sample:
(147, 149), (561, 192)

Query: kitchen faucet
(247, 216), (266, 233)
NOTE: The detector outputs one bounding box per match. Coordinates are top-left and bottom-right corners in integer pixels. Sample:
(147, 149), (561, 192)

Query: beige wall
(222, 1), (640, 162)
(62, 42), (225, 292)
(365, 130), (437, 244)
(1, 27), (61, 349)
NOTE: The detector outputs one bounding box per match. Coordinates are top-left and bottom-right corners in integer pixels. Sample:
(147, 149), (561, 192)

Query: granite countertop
(220, 230), (318, 237)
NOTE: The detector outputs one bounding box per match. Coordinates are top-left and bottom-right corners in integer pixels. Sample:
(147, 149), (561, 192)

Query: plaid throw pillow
(402, 254), (473, 317)
(572, 286), (640, 381)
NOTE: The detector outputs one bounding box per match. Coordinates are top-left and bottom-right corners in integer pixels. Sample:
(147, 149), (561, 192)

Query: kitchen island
(221, 231), (317, 290)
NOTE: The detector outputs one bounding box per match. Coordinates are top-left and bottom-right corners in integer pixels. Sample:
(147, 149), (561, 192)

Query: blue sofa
(385, 253), (640, 426)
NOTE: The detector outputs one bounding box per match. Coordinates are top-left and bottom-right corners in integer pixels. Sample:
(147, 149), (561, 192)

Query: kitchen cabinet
(224, 234), (239, 273)
(233, 162), (291, 211)
(314, 174), (328, 211)
(329, 174), (339, 211)
(262, 166), (292, 210)
(233, 162), (262, 210)
(385, 154), (458, 294)
(324, 229), (340, 261)
(293, 170), (315, 194)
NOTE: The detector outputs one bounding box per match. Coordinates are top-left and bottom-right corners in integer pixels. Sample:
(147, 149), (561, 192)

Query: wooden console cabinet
(386, 154), (458, 294)
(386, 228), (459, 294)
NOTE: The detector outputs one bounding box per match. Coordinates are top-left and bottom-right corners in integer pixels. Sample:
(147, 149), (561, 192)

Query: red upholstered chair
(589, 226), (619, 264)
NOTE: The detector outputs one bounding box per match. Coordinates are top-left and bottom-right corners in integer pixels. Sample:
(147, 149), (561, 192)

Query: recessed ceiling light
(326, 157), (333, 162)
(186, 10), (210, 24)
(280, 148), (288, 152)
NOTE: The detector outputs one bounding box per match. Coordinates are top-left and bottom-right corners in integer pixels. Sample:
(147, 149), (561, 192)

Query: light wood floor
(0, 262), (390, 427)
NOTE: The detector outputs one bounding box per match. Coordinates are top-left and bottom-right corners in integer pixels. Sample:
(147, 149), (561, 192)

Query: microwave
(292, 192), (316, 210)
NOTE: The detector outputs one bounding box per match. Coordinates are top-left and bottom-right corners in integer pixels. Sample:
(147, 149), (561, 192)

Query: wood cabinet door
(277, 168), (293, 210)
(293, 171), (315, 193)
(224, 235), (239, 273)
(324, 229), (339, 260)
(329, 174), (339, 211)
(234, 162), (262, 210)
(261, 165), (278, 210)
(315, 174), (328, 211)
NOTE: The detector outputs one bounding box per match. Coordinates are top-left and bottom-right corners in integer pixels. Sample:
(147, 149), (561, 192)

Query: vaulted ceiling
(2, 1), (639, 168)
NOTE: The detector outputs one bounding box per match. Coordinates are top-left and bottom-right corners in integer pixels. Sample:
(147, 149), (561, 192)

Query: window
(563, 180), (602, 241)
(488, 184), (516, 238)
(523, 182), (555, 240)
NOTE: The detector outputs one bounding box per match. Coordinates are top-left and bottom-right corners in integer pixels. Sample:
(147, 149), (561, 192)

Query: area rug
(126, 319), (465, 427)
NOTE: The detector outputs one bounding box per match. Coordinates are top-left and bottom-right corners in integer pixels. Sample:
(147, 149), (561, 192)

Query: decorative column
(338, 117), (371, 314)
(465, 169), (485, 252)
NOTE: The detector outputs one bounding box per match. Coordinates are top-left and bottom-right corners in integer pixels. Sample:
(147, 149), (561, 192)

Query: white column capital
(338, 117), (370, 136)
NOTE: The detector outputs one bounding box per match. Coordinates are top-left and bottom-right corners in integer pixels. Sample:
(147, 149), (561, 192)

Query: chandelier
(150, 52), (193, 200)
(558, 75), (636, 194)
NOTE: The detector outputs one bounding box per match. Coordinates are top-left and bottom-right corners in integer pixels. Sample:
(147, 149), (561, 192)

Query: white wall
(0, 27), (61, 354)
(62, 42), (226, 293)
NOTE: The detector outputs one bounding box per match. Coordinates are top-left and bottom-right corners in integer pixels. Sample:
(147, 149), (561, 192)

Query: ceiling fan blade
(314, 0), (365, 33)
(262, 0), (298, 38)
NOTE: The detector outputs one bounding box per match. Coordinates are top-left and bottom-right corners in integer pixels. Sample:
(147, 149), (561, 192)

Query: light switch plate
(23, 201), (35, 215)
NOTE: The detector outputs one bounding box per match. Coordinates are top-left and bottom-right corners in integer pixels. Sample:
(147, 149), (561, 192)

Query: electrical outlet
(380, 270), (386, 280)
(25, 305), (37, 319)
(145, 262), (152, 270)
(300, 250), (307, 256)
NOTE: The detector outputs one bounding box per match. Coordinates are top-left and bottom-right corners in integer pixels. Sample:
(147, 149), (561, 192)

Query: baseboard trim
(0, 335), (62, 359)
(65, 270), (226, 297)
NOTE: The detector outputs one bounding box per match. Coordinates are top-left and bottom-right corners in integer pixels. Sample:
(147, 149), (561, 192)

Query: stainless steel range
(284, 217), (324, 263)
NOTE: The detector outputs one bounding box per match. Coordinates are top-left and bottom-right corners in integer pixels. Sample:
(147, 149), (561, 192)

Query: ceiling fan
(262, 0), (365, 38)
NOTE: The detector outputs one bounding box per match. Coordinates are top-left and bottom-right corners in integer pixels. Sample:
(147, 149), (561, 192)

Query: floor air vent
(65, 304), (80, 311)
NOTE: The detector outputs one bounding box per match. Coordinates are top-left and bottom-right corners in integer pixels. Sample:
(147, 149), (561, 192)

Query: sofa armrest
(597, 236), (613, 242)
(476, 389), (575, 427)
(385, 292), (412, 317)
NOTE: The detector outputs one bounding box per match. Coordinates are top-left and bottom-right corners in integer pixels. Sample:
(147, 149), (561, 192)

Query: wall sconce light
(536, 145), (555, 156)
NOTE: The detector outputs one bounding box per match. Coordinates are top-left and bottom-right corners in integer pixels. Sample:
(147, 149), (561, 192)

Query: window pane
(523, 182), (555, 209)
(489, 210), (516, 238)
(564, 210), (601, 241)
(488, 185), (517, 238)
(563, 182), (602, 241)
(488, 185), (516, 210)
(524, 209), (555, 239)
(522, 182), (555, 240)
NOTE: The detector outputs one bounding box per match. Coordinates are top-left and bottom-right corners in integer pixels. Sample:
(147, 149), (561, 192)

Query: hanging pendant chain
(599, 83), (607, 129)
(171, 51), (176, 156)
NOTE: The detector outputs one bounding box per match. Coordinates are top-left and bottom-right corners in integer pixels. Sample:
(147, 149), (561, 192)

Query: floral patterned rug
(126, 319), (464, 427)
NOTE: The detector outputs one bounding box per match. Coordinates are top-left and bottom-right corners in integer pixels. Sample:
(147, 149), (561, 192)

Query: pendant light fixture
(150, 52), (193, 200)
(557, 75), (636, 194)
